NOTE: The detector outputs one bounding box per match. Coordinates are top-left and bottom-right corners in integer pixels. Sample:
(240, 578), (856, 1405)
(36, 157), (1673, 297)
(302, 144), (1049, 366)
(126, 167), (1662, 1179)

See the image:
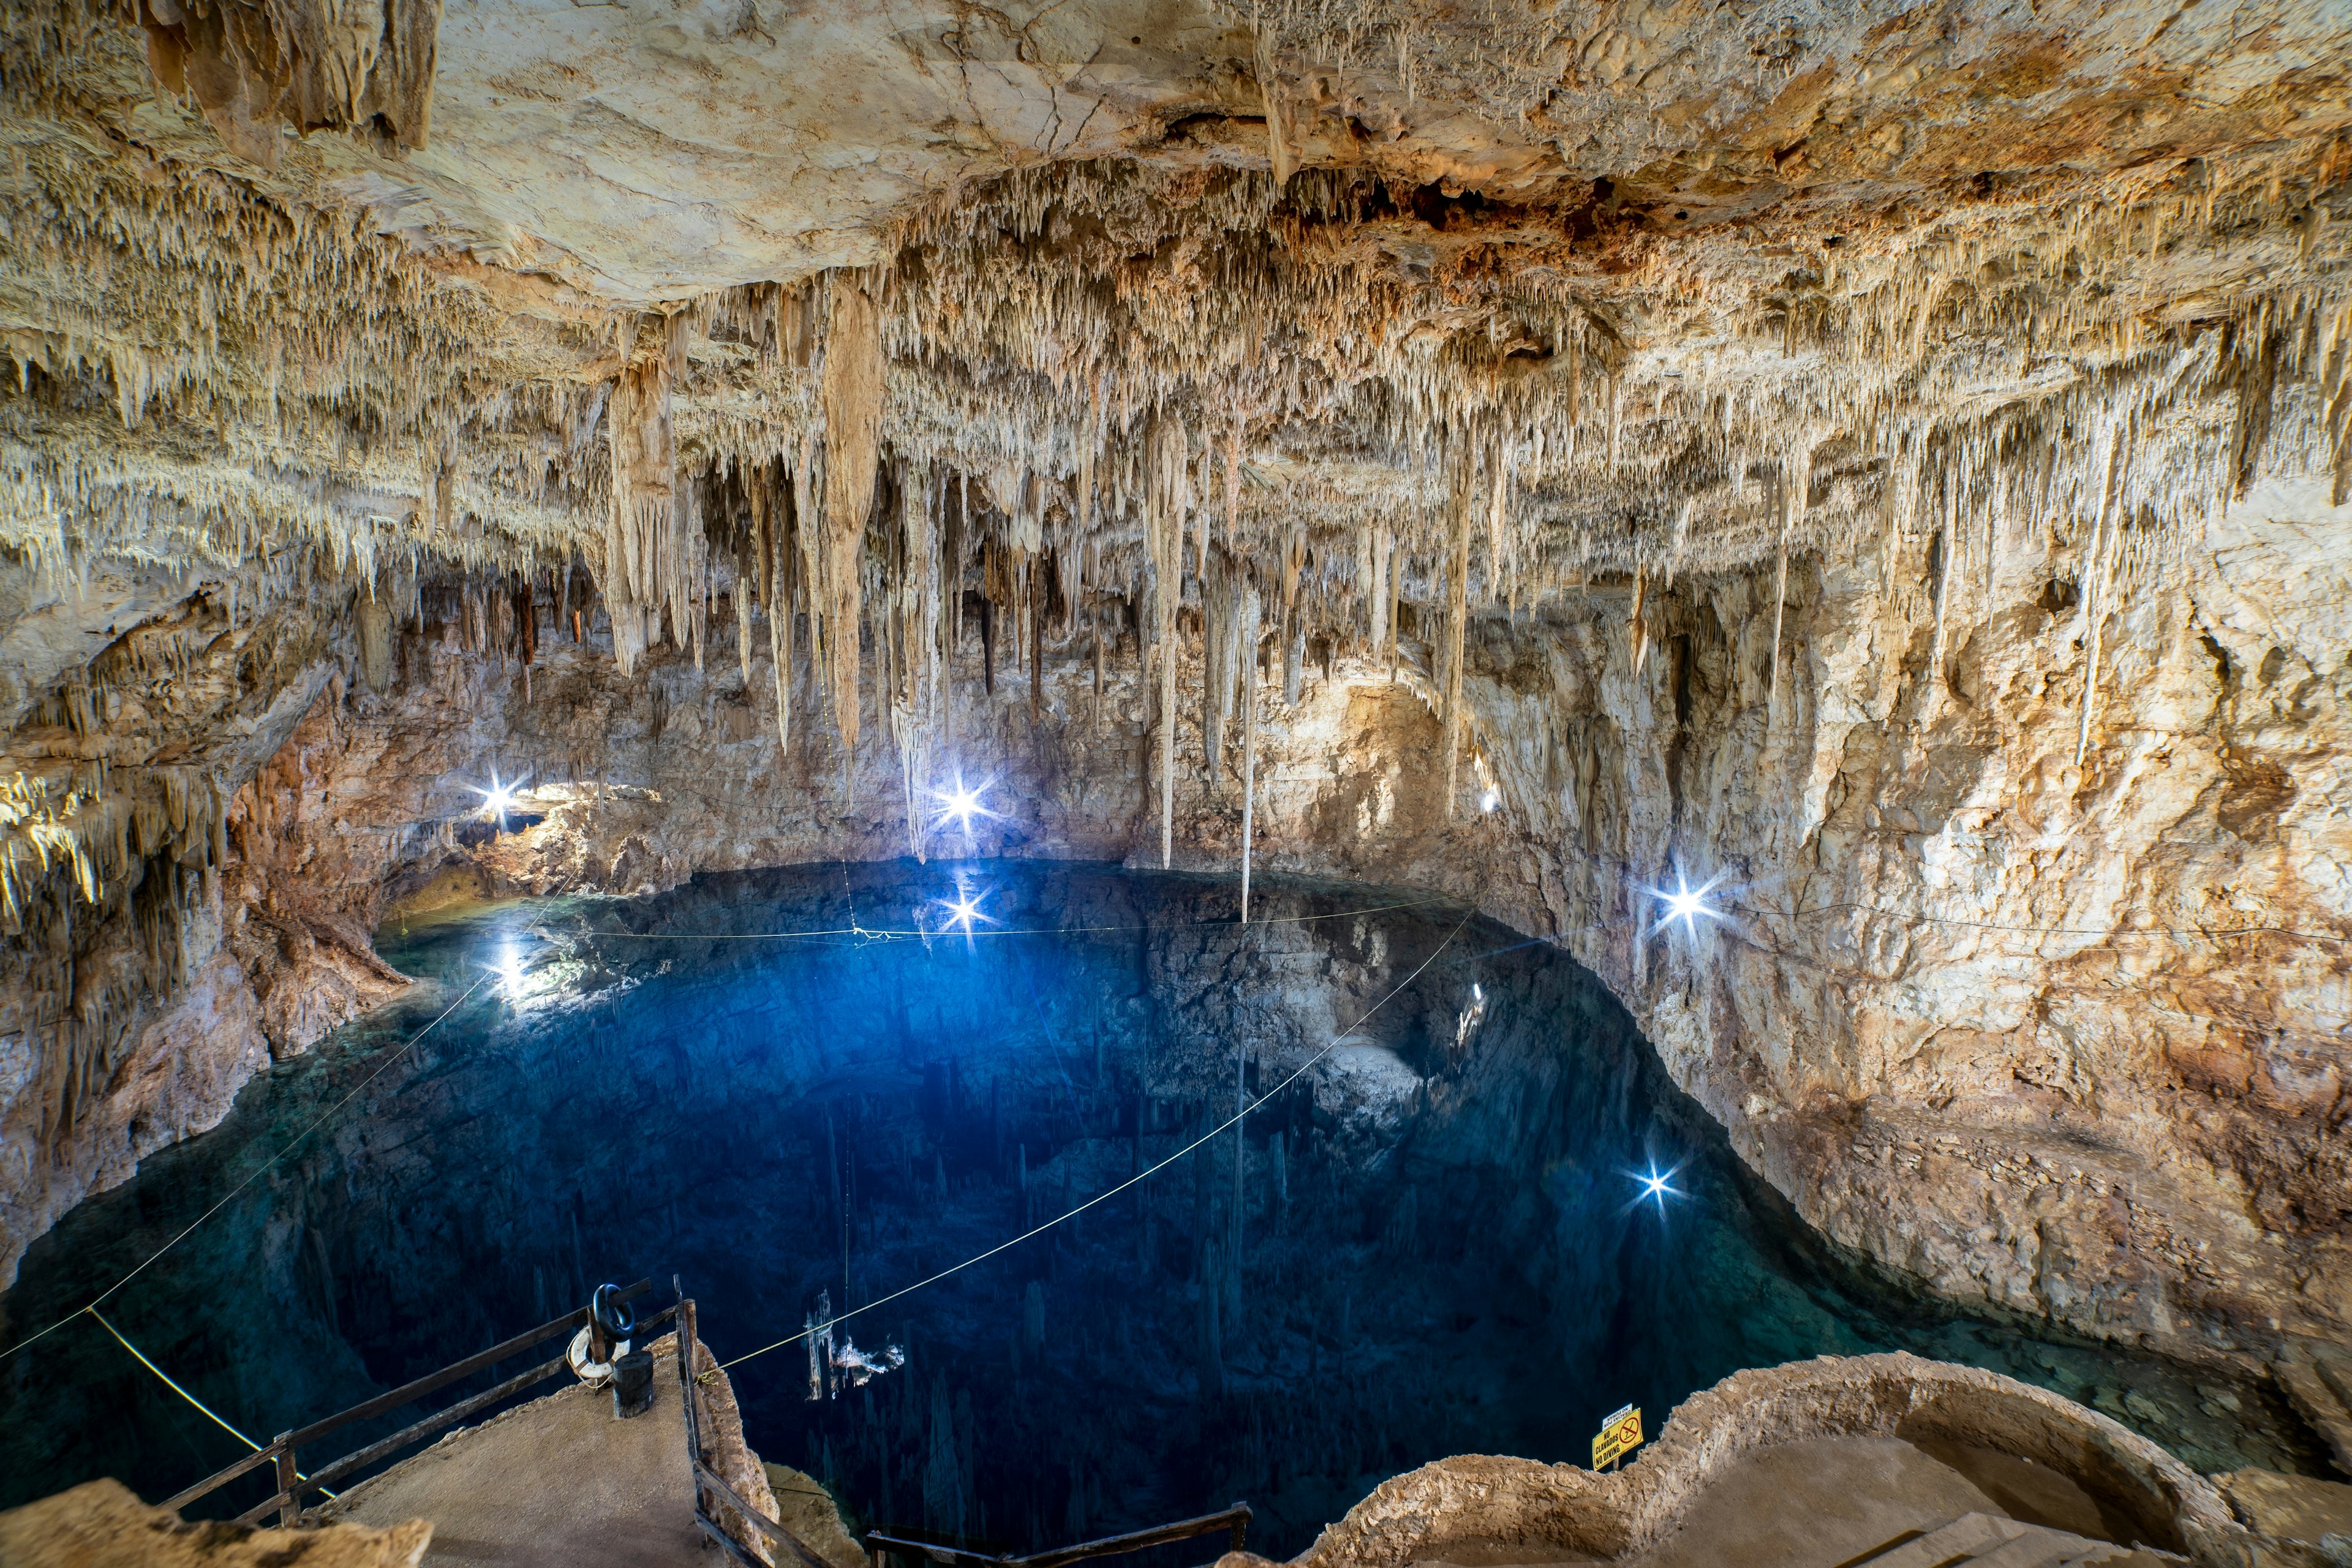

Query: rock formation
(0, 1478), (431, 1567)
(0, 0), (2347, 1408)
(1270, 1352), (2250, 1566)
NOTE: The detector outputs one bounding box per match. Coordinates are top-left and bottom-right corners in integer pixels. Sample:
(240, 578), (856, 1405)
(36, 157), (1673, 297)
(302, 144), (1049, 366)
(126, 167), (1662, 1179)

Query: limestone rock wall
(2, 475), (2346, 1388)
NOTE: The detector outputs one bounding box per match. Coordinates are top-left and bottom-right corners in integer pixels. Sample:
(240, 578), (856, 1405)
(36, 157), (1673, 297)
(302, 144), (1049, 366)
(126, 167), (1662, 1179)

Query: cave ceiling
(1, 0), (2350, 887)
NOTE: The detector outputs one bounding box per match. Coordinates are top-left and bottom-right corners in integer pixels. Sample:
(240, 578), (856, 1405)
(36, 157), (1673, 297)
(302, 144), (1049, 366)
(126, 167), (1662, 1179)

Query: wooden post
(274, 1440), (299, 1526)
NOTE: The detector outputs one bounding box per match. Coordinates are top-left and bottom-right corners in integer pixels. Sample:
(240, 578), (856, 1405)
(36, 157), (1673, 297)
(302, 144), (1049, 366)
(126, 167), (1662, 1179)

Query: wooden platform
(320, 1373), (703, 1567)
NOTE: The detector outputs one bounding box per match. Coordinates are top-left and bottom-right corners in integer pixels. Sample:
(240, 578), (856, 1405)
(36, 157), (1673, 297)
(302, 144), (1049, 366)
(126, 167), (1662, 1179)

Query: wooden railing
(675, 1301), (1249, 1568)
(163, 1278), (672, 1526)
(678, 1297), (840, 1568)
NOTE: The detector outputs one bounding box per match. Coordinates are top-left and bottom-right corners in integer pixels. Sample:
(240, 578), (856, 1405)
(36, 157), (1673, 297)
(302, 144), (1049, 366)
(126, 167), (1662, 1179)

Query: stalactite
(603, 318), (679, 680)
(1629, 565), (1648, 677)
(1147, 415), (1188, 868)
(822, 282), (886, 752)
(1029, 556), (1044, 727)
(1766, 440), (1812, 727)
(1223, 412), (1244, 549)
(2076, 417), (2128, 766)
(1238, 582), (1262, 921)
(735, 529), (756, 688)
(891, 459), (938, 861)
(1279, 526), (1306, 706)
(1367, 524), (1393, 654)
(769, 464), (797, 755)
(1441, 434), (1474, 820)
(1924, 475), (1956, 722)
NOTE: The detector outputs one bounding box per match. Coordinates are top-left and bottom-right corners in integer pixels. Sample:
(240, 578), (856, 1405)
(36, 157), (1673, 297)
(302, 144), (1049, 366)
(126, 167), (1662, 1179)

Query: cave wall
(4, 468), (2343, 1379)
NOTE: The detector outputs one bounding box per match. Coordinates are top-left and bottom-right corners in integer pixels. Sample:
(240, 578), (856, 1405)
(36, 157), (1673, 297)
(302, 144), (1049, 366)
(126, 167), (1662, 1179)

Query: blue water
(0, 864), (2318, 1553)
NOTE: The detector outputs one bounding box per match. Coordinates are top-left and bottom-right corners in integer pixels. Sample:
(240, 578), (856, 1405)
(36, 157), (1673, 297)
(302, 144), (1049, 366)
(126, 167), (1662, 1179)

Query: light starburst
(472, 769), (528, 824)
(1648, 869), (1725, 938)
(937, 878), (992, 935)
(1630, 1162), (1683, 1215)
(930, 772), (997, 836)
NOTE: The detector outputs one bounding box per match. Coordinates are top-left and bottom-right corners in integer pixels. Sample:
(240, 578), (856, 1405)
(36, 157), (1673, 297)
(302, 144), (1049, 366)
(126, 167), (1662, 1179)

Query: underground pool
(0, 862), (2323, 1553)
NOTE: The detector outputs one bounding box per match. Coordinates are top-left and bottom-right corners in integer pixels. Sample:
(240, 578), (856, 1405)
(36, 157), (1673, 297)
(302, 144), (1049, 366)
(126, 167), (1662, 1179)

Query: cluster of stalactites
(573, 261), (2348, 813)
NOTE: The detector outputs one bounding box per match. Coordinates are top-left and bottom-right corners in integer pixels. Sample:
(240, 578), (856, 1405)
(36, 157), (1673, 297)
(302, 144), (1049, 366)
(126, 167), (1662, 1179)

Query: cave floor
(318, 1374), (701, 1567)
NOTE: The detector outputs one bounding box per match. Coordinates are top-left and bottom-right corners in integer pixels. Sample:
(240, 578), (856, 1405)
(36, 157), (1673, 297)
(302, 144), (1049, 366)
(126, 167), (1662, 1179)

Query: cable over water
(0, 973), (489, 1366)
(710, 906), (1479, 1374)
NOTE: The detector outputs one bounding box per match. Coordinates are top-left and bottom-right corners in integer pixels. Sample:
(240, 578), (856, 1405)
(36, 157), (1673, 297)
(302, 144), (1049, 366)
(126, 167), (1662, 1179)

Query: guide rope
(89, 1309), (337, 1499)
(710, 906), (1478, 1375)
(0, 973), (490, 1365)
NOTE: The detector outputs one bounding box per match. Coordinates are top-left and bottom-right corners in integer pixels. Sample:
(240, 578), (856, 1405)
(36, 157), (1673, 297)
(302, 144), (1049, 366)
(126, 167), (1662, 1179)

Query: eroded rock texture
(0, 0), (2348, 1413)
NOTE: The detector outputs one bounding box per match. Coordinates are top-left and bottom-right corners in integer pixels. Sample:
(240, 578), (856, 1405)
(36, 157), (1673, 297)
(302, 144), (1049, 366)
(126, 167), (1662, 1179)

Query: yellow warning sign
(1591, 1405), (1643, 1469)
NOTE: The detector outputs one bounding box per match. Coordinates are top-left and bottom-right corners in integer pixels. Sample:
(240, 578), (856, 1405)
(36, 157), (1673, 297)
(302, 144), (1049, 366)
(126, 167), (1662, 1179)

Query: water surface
(0, 863), (2319, 1554)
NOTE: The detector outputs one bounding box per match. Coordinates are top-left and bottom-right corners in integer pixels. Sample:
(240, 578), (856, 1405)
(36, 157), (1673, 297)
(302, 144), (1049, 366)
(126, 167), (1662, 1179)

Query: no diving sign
(1591, 1404), (1643, 1470)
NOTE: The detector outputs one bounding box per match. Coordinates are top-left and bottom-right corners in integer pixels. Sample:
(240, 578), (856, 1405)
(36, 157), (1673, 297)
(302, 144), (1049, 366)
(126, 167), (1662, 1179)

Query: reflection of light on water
(932, 873), (992, 938)
(486, 934), (582, 1008)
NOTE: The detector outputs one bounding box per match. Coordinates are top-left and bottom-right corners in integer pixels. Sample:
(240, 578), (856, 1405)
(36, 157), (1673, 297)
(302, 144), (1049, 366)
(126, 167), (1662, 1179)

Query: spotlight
(1631, 1162), (1683, 1214)
(1480, 788), (1500, 813)
(930, 772), (997, 835)
(1649, 869), (1724, 938)
(472, 769), (527, 824)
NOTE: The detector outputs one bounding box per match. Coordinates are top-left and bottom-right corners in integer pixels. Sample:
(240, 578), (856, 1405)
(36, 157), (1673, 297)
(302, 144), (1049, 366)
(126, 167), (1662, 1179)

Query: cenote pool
(0, 863), (2321, 1552)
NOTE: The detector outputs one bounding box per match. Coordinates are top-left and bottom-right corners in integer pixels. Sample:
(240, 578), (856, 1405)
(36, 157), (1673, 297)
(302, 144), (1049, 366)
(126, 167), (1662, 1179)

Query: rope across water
(708, 906), (1479, 1374)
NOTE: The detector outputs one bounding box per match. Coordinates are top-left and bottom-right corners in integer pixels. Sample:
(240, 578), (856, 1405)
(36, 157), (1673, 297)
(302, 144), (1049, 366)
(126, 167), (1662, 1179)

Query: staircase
(1836, 1512), (2178, 1568)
